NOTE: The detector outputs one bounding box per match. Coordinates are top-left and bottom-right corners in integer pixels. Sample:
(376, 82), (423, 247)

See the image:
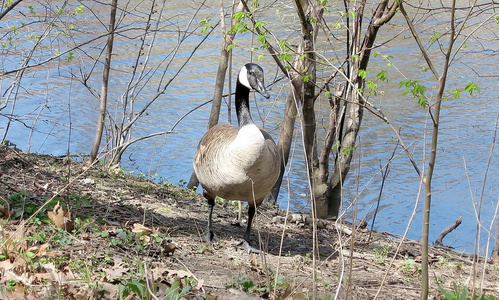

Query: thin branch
(0, 0), (23, 21)
(434, 216), (463, 246)
(399, 1), (440, 80)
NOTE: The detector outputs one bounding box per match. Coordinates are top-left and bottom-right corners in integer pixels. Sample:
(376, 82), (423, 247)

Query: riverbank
(1, 146), (498, 299)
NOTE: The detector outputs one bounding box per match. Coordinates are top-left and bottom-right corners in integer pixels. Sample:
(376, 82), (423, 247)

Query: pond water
(1, 1), (497, 254)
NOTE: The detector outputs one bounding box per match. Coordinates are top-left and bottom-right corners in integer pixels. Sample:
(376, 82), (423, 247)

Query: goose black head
(238, 63), (270, 99)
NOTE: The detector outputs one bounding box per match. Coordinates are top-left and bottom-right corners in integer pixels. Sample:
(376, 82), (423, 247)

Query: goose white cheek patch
(238, 65), (251, 89)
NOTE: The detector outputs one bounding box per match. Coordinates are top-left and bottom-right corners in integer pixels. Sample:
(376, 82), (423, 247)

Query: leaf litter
(0, 146), (498, 299)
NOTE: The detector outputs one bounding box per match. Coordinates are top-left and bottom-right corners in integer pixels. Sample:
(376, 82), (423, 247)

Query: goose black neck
(235, 79), (254, 127)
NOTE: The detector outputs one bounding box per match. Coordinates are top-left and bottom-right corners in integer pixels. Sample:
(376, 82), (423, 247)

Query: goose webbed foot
(204, 230), (217, 243)
(235, 239), (261, 254)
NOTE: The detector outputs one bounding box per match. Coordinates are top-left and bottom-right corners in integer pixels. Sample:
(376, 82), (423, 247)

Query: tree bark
(265, 0), (322, 205)
(327, 0), (398, 218)
(89, 0), (117, 164)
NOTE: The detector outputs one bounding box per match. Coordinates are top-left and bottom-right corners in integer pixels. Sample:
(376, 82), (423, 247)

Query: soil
(0, 146), (498, 300)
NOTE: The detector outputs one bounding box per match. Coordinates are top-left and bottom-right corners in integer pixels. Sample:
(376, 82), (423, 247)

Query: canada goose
(193, 63), (280, 253)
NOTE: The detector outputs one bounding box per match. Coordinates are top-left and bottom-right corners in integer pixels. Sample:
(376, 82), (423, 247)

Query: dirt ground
(1, 146), (498, 299)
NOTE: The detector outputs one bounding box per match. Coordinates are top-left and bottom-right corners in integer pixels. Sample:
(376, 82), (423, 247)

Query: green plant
(164, 278), (192, 300)
(231, 274), (256, 292)
(403, 258), (416, 271)
(5, 279), (17, 291)
(438, 282), (496, 300)
(399, 79), (428, 107)
(373, 246), (388, 264)
(118, 279), (150, 300)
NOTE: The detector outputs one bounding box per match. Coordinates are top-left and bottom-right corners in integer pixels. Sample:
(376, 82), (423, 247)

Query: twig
(143, 261), (160, 300)
(434, 216), (463, 247)
(174, 257), (205, 294)
(369, 142), (398, 242)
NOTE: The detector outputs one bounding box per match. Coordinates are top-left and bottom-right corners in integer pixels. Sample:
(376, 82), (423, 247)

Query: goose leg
(204, 193), (216, 243)
(236, 205), (261, 254)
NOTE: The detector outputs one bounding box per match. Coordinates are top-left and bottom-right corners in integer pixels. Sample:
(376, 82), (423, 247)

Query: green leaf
(450, 89), (461, 99)
(430, 32), (442, 43)
(67, 51), (75, 62)
(254, 20), (267, 28)
(376, 69), (388, 82)
(233, 11), (250, 21)
(464, 81), (480, 95)
(367, 81), (377, 91)
(256, 33), (269, 44)
(302, 74), (312, 82)
(399, 79), (428, 107)
(26, 251), (36, 259)
(280, 53), (292, 62)
(358, 69), (367, 79)
(74, 5), (84, 15)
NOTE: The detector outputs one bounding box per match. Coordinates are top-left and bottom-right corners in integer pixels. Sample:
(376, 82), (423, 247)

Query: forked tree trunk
(321, 0), (398, 218)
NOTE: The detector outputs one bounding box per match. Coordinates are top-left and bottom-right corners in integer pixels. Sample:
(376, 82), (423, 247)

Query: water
(1, 1), (497, 254)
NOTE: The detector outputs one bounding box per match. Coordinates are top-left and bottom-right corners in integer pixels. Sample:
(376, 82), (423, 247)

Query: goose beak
(255, 80), (270, 99)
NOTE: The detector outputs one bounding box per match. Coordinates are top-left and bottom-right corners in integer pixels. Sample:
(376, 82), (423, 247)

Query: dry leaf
(47, 202), (74, 232)
(36, 243), (50, 257)
(250, 253), (258, 268)
(151, 267), (192, 278)
(195, 278), (204, 291)
(33, 181), (49, 190)
(164, 242), (176, 256)
(81, 178), (95, 185)
(0, 204), (12, 219)
(279, 285), (292, 300)
(295, 287), (305, 300)
(104, 267), (130, 279)
(132, 223), (158, 234)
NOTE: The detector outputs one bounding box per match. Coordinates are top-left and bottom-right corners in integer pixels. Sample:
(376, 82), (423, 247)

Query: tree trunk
(265, 0), (323, 205)
(326, 0), (399, 218)
(89, 0), (117, 164)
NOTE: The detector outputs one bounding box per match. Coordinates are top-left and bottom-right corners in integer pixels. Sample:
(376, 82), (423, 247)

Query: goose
(193, 63), (280, 254)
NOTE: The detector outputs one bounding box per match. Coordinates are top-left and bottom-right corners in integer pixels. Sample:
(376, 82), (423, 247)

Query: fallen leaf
(33, 181), (50, 190)
(36, 243), (50, 256)
(132, 223), (158, 234)
(278, 285), (292, 300)
(26, 242), (50, 257)
(167, 269), (192, 278)
(295, 287), (305, 300)
(104, 267), (130, 280)
(47, 202), (74, 232)
(250, 253), (258, 268)
(0, 204), (12, 219)
(152, 267), (192, 280)
(81, 178), (95, 185)
(195, 278), (204, 291)
(33, 272), (54, 283)
(41, 262), (68, 282)
(164, 242), (176, 256)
